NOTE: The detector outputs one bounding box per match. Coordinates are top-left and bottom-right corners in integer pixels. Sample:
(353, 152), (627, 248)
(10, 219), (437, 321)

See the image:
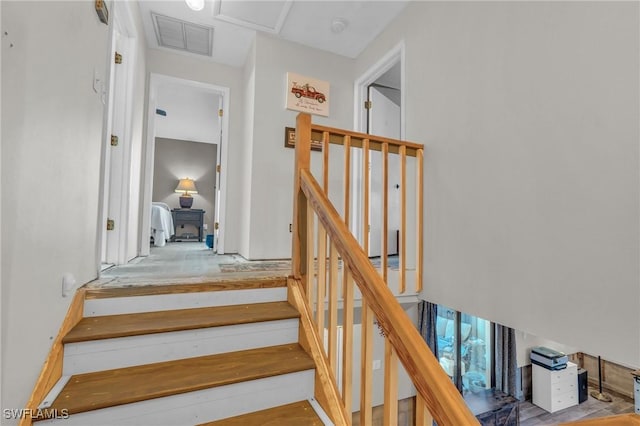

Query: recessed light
(185, 0), (205, 12)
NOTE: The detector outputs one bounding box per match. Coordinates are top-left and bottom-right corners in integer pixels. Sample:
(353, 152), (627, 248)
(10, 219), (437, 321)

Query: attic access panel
(213, 0), (292, 34)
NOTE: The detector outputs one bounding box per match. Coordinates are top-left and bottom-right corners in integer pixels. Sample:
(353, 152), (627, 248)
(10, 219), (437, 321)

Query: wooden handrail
(299, 168), (479, 425)
(310, 124), (422, 157)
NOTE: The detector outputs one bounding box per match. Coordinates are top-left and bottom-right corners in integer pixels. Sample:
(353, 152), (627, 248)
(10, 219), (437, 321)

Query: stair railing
(291, 113), (479, 425)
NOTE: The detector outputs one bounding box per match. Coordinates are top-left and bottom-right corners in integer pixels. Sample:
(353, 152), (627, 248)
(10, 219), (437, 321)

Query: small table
(465, 388), (519, 426)
(171, 209), (205, 242)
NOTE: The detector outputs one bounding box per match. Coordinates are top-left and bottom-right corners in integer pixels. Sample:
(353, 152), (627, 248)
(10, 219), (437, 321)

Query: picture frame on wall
(284, 127), (322, 152)
(285, 72), (330, 117)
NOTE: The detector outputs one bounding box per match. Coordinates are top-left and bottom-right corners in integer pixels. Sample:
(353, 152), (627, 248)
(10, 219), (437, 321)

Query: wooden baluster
(342, 136), (351, 300)
(383, 338), (398, 426)
(292, 113), (311, 291)
(382, 142), (389, 282)
(415, 394), (434, 426)
(343, 135), (351, 228)
(360, 303), (373, 425)
(315, 131), (330, 334)
(323, 131), (330, 191)
(363, 138), (370, 254)
(342, 269), (354, 413)
(306, 199), (315, 306)
(328, 241), (339, 373)
(416, 148), (424, 292)
(316, 224), (327, 335)
(399, 144), (407, 294)
(342, 136), (354, 413)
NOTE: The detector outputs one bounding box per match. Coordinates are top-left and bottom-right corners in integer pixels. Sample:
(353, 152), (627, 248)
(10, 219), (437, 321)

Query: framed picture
(285, 72), (330, 117)
(284, 127), (322, 152)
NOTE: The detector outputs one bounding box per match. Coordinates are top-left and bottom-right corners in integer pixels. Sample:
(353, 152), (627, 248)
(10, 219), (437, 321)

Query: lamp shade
(175, 178), (198, 195)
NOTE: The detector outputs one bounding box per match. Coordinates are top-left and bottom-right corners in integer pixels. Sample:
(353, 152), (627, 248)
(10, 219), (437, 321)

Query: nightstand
(171, 209), (205, 242)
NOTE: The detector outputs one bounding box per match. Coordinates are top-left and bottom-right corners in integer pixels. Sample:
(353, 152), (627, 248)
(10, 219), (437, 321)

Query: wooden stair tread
(63, 301), (299, 343)
(45, 343), (314, 416)
(199, 400), (324, 426)
(85, 277), (287, 299)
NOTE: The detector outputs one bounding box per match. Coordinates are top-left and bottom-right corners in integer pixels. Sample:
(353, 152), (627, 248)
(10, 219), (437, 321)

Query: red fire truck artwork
(291, 82), (326, 103)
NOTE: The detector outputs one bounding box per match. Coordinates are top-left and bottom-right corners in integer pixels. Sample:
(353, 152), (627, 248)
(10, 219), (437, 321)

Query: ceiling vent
(152, 12), (213, 57)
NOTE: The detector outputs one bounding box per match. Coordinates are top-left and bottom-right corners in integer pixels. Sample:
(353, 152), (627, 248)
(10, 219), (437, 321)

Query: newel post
(291, 113), (312, 291)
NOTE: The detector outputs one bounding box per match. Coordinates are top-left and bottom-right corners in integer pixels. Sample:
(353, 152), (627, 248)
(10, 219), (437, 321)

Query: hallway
(91, 243), (292, 288)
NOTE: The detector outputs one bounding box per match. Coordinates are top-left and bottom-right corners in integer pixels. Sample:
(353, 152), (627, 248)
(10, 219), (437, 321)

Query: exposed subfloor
(91, 242), (291, 288)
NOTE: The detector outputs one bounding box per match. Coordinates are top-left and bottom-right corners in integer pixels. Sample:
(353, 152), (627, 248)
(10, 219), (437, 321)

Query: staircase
(31, 277), (333, 425)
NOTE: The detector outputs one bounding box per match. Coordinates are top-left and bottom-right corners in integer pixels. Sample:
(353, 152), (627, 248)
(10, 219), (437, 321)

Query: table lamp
(175, 178), (198, 209)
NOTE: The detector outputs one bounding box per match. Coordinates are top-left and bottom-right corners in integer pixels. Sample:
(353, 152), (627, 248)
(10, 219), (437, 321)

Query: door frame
(352, 41), (405, 246)
(139, 74), (231, 256)
(96, 1), (138, 269)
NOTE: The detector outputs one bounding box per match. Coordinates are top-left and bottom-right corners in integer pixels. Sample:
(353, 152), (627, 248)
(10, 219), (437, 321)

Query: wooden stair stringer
(20, 287), (87, 426)
(287, 277), (350, 426)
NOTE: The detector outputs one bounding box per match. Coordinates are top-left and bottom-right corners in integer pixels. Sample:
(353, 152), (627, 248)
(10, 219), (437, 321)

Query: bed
(150, 202), (175, 247)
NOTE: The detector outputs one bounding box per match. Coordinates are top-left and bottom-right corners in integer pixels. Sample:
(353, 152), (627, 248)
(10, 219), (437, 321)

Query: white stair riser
(84, 287), (287, 316)
(38, 370), (315, 425)
(63, 319), (299, 375)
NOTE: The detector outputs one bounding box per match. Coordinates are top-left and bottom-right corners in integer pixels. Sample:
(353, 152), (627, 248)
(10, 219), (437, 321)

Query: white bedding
(151, 202), (174, 247)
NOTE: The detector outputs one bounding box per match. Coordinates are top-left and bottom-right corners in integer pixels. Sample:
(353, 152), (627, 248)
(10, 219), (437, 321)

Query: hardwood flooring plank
(63, 301), (299, 343)
(46, 343), (314, 415)
(200, 400), (324, 426)
(520, 384), (634, 425)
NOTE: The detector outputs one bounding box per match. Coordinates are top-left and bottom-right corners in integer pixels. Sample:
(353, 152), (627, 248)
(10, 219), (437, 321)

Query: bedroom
(149, 78), (221, 250)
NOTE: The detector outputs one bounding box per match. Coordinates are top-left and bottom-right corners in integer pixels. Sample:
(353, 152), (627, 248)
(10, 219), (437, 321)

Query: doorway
(98, 1), (140, 268)
(140, 74), (230, 256)
(354, 43), (405, 257)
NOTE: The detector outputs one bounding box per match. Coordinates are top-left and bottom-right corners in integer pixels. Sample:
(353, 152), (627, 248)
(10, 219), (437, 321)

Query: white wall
(239, 39), (257, 257)
(155, 85), (220, 144)
(246, 34), (355, 259)
(356, 2), (640, 367)
(125, 1), (147, 263)
(146, 49), (244, 253)
(1, 1), (111, 417)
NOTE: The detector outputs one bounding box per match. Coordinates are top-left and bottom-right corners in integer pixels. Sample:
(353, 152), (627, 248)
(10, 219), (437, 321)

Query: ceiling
(137, 0), (409, 67)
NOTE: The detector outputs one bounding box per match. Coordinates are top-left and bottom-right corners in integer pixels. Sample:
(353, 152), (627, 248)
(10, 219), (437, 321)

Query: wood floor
(520, 385), (635, 425)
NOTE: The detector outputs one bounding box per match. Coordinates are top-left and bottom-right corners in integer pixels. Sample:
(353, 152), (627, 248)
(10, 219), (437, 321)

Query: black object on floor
(578, 368), (588, 404)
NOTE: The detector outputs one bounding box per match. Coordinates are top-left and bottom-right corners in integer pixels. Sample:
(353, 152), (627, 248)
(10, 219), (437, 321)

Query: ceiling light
(185, 0), (205, 12)
(331, 17), (348, 34)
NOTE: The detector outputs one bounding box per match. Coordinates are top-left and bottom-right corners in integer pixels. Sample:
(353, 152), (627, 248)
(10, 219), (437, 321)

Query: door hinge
(110, 135), (119, 146)
(364, 100), (372, 110)
(214, 222), (219, 230)
(106, 219), (115, 231)
(216, 164), (221, 173)
(218, 109), (223, 117)
(115, 52), (122, 64)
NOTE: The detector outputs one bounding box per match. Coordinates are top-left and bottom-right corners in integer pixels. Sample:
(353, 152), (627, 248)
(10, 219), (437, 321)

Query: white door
(101, 14), (136, 265)
(367, 86), (401, 257)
